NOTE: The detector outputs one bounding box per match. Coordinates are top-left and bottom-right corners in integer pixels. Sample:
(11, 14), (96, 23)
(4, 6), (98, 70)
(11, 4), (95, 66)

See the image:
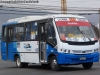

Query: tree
(91, 24), (100, 38)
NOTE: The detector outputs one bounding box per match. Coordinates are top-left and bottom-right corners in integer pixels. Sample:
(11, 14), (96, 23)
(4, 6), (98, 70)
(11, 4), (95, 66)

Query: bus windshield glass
(55, 18), (97, 42)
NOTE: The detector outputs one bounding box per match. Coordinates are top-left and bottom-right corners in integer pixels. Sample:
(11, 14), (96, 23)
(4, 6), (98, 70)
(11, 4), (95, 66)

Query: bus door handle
(42, 42), (46, 51)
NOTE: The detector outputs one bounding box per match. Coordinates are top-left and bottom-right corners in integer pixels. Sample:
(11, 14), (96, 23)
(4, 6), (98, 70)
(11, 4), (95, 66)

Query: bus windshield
(55, 18), (97, 42)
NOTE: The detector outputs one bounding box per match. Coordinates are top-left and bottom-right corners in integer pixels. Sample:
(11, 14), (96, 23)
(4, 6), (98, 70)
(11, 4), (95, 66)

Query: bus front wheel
(16, 56), (28, 68)
(82, 62), (93, 69)
(50, 56), (61, 71)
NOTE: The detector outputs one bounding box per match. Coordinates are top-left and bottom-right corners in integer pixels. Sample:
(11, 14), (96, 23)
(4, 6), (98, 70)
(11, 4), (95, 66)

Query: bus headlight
(68, 50), (70, 53)
(62, 49), (70, 53)
(63, 49), (67, 53)
(94, 49), (99, 52)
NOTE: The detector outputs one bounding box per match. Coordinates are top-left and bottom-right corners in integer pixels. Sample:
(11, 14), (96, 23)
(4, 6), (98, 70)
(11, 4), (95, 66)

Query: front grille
(72, 50), (93, 54)
(72, 50), (81, 53)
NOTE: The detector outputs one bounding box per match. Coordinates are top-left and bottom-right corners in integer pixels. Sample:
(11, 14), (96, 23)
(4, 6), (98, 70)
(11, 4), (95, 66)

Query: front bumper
(57, 52), (99, 64)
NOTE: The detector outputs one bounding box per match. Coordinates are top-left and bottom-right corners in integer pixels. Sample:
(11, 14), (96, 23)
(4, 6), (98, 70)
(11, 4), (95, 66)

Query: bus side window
(25, 23), (31, 40)
(2, 26), (7, 41)
(6, 27), (13, 42)
(31, 22), (38, 40)
(47, 25), (57, 46)
(13, 24), (24, 41)
(25, 22), (38, 41)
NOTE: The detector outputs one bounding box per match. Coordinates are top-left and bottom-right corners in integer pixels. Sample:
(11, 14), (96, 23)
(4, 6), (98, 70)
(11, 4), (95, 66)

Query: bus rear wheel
(16, 56), (28, 68)
(50, 56), (61, 71)
(82, 62), (93, 69)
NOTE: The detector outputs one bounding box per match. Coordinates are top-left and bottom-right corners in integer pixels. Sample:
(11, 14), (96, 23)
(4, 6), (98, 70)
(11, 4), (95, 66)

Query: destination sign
(55, 18), (90, 26)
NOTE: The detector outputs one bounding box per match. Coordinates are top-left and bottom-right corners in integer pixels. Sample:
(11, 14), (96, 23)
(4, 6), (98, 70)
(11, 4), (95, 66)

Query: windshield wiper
(77, 27), (91, 42)
(81, 31), (91, 42)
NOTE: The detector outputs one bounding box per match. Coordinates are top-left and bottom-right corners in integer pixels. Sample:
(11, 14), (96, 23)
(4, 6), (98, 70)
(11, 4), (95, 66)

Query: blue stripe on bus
(2, 21), (18, 26)
(1, 42), (19, 61)
(57, 52), (99, 64)
(46, 44), (58, 62)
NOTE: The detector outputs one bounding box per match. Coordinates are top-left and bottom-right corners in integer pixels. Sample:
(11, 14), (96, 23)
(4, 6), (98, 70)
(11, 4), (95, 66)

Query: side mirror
(49, 37), (53, 39)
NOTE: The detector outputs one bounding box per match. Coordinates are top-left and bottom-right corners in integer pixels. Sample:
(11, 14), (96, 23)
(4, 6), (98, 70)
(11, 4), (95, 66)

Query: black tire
(82, 62), (93, 69)
(50, 56), (61, 71)
(16, 56), (28, 68)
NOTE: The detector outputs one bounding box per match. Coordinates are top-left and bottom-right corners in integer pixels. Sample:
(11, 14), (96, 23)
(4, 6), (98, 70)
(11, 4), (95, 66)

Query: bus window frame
(2, 26), (7, 42)
(7, 26), (13, 43)
(12, 21), (39, 42)
(2, 18), (53, 42)
(12, 23), (25, 42)
(46, 19), (57, 47)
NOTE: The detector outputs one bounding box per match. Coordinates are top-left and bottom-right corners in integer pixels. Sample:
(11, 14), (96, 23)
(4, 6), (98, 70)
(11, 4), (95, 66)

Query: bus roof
(2, 14), (86, 26)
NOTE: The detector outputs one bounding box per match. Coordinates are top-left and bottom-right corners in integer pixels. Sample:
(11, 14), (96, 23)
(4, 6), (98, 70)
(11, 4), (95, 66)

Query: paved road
(0, 60), (100, 75)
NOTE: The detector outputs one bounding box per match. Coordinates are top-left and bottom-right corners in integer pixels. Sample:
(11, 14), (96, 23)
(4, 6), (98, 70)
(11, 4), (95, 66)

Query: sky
(3, 0), (98, 8)
(0, 0), (100, 32)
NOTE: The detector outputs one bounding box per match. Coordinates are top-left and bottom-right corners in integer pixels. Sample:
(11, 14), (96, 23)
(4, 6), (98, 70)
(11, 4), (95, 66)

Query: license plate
(79, 57), (86, 60)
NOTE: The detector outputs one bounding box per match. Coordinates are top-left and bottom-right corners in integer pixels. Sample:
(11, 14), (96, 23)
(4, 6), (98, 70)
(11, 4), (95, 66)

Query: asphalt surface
(0, 59), (100, 75)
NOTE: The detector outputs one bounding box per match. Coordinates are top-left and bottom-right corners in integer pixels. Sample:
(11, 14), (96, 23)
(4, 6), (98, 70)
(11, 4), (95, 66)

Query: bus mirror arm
(49, 37), (53, 39)
(54, 45), (57, 50)
(45, 23), (48, 30)
(45, 23), (48, 34)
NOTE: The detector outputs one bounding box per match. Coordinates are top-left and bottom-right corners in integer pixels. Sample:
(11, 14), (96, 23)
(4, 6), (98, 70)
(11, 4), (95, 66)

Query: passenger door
(39, 22), (47, 63)
(6, 26), (13, 60)
(1, 26), (7, 60)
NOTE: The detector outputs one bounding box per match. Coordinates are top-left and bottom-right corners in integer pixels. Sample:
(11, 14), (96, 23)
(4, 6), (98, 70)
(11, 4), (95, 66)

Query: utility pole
(61, 0), (67, 14)
(99, 9), (100, 39)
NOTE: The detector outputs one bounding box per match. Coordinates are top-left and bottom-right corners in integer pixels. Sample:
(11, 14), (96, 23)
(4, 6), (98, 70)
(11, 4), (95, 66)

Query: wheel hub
(52, 59), (57, 69)
(17, 58), (20, 66)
